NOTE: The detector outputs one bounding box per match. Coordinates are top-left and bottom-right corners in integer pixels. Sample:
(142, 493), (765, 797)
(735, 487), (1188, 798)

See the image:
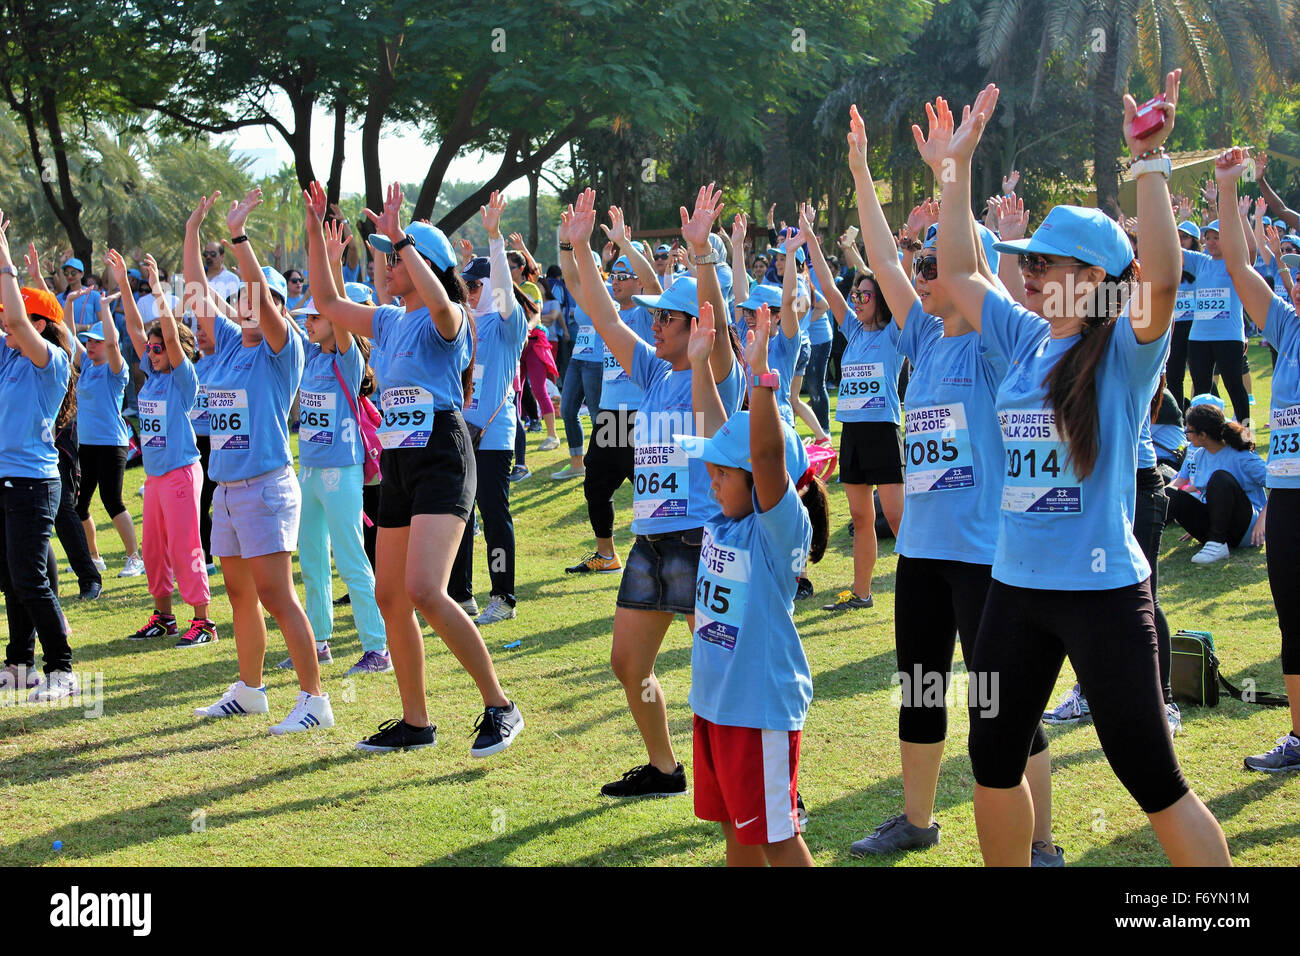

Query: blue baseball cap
(611, 255), (633, 273)
(1177, 221), (1201, 240)
(1280, 233), (1300, 248)
(631, 276), (700, 317)
(654, 244), (671, 256)
(343, 282), (374, 304)
(77, 322), (106, 342)
(674, 411), (809, 482)
(992, 205), (1134, 278)
(1261, 216), (1273, 227)
(629, 240), (649, 255)
(1189, 393), (1225, 411)
(1281, 253), (1300, 269)
(241, 265), (288, 302)
(1203, 220), (1220, 233)
(708, 234), (726, 259)
(291, 298), (320, 317)
(738, 283), (784, 311)
(923, 223), (1000, 270)
(774, 242), (806, 265)
(127, 268), (142, 281)
(461, 256), (491, 280)
(63, 258), (85, 274)
(369, 221), (456, 271)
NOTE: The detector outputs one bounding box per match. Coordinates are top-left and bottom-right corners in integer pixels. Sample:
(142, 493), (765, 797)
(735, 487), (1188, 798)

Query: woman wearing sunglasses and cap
(305, 181), (523, 757)
(927, 75), (1229, 865)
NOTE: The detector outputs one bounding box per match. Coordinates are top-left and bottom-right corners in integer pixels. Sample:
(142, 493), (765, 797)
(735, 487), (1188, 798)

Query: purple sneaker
(345, 650), (393, 676)
(276, 642), (332, 670)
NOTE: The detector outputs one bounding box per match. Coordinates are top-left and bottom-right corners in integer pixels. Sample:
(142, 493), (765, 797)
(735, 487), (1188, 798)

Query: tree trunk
(762, 111), (796, 219)
(362, 35), (401, 215)
(30, 90), (93, 264)
(527, 166), (540, 250)
(287, 86), (317, 191)
(326, 98), (347, 208)
(1091, 30), (1124, 215)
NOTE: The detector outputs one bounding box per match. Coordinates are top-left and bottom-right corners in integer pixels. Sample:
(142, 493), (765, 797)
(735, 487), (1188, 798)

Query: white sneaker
(1166, 702), (1183, 738)
(538, 436), (560, 451)
(92, 556), (107, 572)
(28, 671), (78, 703)
(1042, 684), (1091, 725)
(0, 664), (42, 697)
(119, 553), (146, 577)
(475, 595), (517, 625)
(268, 690), (335, 735)
(1191, 541), (1229, 565)
(195, 680), (269, 717)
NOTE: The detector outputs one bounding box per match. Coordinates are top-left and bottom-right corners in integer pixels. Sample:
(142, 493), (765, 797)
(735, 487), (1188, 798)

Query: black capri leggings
(196, 435), (218, 565)
(1133, 466), (1172, 704)
(450, 448), (516, 605)
(583, 408), (636, 541)
(1167, 470), (1253, 547)
(1165, 321), (1192, 410)
(1187, 339), (1250, 424)
(1265, 488), (1300, 675)
(895, 554), (1049, 753)
(968, 578), (1189, 814)
(75, 444), (128, 521)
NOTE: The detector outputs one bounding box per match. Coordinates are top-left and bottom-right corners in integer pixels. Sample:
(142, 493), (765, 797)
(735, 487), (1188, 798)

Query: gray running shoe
(1043, 684), (1091, 725)
(1031, 840), (1065, 867)
(849, 813), (940, 856)
(459, 597), (479, 617)
(1243, 733), (1300, 773)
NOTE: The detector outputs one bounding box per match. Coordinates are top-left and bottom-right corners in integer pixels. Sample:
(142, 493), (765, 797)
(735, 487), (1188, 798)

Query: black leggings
(451, 448), (516, 604)
(1165, 321), (1192, 410)
(895, 555), (1049, 753)
(1265, 488), (1300, 674)
(1132, 467), (1172, 704)
(75, 443), (128, 521)
(1167, 470), (1253, 546)
(363, 483), (378, 569)
(583, 408), (636, 541)
(968, 579), (1189, 814)
(196, 435), (218, 564)
(55, 452), (100, 590)
(1187, 339), (1250, 424)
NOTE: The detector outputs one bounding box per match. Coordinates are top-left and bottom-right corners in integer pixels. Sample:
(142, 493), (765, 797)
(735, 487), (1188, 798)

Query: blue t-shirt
(0, 338), (70, 479)
(1263, 295), (1300, 489)
(690, 480), (813, 731)
(601, 305), (654, 411)
(980, 289), (1170, 590)
(205, 315), (304, 482)
(1174, 275), (1195, 324)
(464, 303), (527, 452)
(835, 320), (904, 424)
(58, 289), (102, 329)
(299, 342), (365, 468)
(804, 269), (834, 345)
(137, 356), (200, 477)
(1137, 417), (1157, 469)
(1151, 422), (1184, 461)
(739, 327), (800, 426)
(190, 356), (214, 437)
(892, 304), (1007, 565)
(371, 303), (472, 449)
(1176, 444), (1268, 546)
(570, 301), (605, 364)
(1185, 251), (1245, 343)
(630, 340), (741, 535)
(76, 354), (130, 446)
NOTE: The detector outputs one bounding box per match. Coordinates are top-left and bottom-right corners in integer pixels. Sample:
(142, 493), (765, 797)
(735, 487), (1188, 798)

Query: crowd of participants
(0, 69), (1297, 866)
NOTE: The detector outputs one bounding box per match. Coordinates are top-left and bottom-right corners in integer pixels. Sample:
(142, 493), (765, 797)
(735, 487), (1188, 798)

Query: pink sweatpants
(522, 345), (555, 416)
(143, 462), (210, 607)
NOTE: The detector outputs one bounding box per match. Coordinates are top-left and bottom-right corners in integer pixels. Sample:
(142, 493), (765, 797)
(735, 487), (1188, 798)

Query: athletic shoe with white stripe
(194, 680), (269, 717)
(268, 690), (334, 736)
(1043, 684), (1091, 725)
(28, 671), (78, 703)
(469, 701), (524, 757)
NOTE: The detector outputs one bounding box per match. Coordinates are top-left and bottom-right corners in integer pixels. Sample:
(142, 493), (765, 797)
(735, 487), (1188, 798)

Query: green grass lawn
(2, 343), (1295, 867)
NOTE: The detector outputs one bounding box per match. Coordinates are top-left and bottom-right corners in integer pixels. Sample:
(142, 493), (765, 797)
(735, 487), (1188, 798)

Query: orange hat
(0, 287), (63, 322)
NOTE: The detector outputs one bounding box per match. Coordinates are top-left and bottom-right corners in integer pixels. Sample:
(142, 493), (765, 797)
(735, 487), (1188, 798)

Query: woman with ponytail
(925, 74), (1229, 865)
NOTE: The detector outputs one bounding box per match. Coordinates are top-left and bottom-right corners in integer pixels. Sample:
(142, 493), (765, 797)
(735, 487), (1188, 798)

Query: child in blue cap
(680, 301), (829, 865)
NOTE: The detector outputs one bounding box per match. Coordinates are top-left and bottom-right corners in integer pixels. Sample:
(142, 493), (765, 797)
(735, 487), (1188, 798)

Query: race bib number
(633, 443), (688, 520)
(207, 388), (249, 451)
(188, 384), (209, 427)
(464, 364), (486, 413)
(694, 530), (751, 651)
(838, 362), (885, 411)
(1194, 286), (1231, 324)
(299, 390), (336, 446)
(573, 325), (599, 360)
(999, 408), (1081, 513)
(379, 386), (434, 448)
(1174, 292), (1195, 322)
(138, 398), (167, 450)
(603, 349), (629, 385)
(904, 403), (973, 494)
(1268, 404), (1300, 478)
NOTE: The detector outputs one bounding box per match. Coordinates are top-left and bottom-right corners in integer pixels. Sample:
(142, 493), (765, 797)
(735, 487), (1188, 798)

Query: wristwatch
(692, 250), (724, 266)
(1129, 155), (1172, 180)
(0, 266), (17, 278)
(392, 235), (415, 253)
(752, 371), (780, 390)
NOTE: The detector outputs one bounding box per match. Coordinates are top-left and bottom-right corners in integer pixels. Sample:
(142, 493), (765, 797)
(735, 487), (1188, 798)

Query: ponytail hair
(1149, 373), (1166, 423)
(40, 319), (78, 430)
(430, 260), (477, 403)
(1044, 262), (1135, 479)
(1186, 403), (1254, 451)
(798, 475), (829, 563)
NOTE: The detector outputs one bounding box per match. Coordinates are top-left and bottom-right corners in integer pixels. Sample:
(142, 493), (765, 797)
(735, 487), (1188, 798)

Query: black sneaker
(470, 702), (525, 757)
(795, 577), (814, 601)
(797, 792), (809, 829)
(333, 593), (352, 607)
(129, 611), (178, 640)
(79, 581), (103, 601)
(355, 718), (437, 753)
(601, 762), (687, 798)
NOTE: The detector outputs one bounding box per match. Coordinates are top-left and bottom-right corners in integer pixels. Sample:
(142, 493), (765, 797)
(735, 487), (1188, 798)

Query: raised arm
(680, 183), (734, 382)
(994, 193), (1030, 305)
(730, 213), (751, 310)
(603, 206), (662, 296)
(0, 213), (55, 366)
(779, 227), (806, 338)
(745, 303), (787, 514)
(330, 204), (360, 273)
(365, 183), (461, 341)
(688, 304), (729, 439)
(1215, 148), (1279, 323)
(482, 190), (516, 320)
(224, 188), (288, 353)
(139, 254), (188, 369)
(566, 189), (641, 375)
(23, 243), (49, 294)
(323, 219), (351, 301)
(108, 249), (148, 359)
(1257, 154), (1300, 231)
(508, 233), (540, 279)
(97, 291), (125, 374)
(800, 202), (849, 326)
(304, 181), (376, 340)
(848, 103), (921, 327)
(838, 233), (868, 275)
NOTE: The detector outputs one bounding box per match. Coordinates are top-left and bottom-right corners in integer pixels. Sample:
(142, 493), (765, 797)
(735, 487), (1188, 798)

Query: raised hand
(324, 219), (353, 260)
(508, 232), (526, 252)
(142, 253), (161, 289)
(226, 188), (263, 235)
(363, 182), (405, 239)
(687, 310), (716, 368)
(104, 248), (129, 287)
(1002, 169), (1020, 194)
(187, 192), (222, 232)
(997, 193), (1030, 240)
(847, 104), (870, 176)
(1253, 197), (1269, 222)
(680, 183), (724, 252)
(1202, 179), (1219, 204)
(744, 304), (773, 372)
(556, 209), (572, 246)
(766, 203), (776, 229)
(1253, 152), (1269, 181)
(948, 84), (1000, 163)
(911, 96), (955, 176)
(567, 189), (598, 244)
(731, 211), (749, 248)
(600, 205), (632, 246)
(1265, 224), (1283, 258)
(455, 237), (474, 262)
(798, 201), (817, 239)
(23, 242), (41, 281)
(1123, 69), (1180, 156)
(1214, 147), (1251, 185)
(1177, 195), (1193, 221)
(1237, 196), (1252, 217)
(480, 189), (507, 238)
(303, 180), (328, 224)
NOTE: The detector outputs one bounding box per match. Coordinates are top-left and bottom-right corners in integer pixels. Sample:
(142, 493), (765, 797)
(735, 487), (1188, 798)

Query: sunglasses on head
(850, 289), (875, 304)
(912, 256), (938, 281)
(145, 342), (167, 355)
(1018, 252), (1083, 278)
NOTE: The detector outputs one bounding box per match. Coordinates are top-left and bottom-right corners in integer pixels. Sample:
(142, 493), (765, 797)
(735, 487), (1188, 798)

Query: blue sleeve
(754, 479), (812, 574)
(508, 302), (528, 352)
(1111, 309), (1172, 390)
(630, 337), (667, 391)
(1243, 450), (1268, 490)
(214, 314), (242, 354)
(370, 304), (402, 347)
(338, 339), (365, 393)
(1263, 296), (1299, 356)
(979, 287), (1045, 362)
(1176, 452), (1193, 482)
(174, 357), (199, 404)
(266, 322), (303, 391)
(897, 302), (941, 365)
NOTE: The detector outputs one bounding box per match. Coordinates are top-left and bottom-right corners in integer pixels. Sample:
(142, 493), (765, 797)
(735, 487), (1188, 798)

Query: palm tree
(978, 0), (1300, 212)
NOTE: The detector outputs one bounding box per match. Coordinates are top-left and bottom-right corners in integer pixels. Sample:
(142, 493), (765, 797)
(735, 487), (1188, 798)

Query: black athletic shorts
(376, 409), (477, 526)
(839, 420), (904, 485)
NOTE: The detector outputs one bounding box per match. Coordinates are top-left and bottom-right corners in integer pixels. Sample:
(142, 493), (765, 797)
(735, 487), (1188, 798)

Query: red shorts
(693, 715), (802, 846)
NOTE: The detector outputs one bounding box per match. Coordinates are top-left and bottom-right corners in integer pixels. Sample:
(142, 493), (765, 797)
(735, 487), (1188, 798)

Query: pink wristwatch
(752, 371), (780, 390)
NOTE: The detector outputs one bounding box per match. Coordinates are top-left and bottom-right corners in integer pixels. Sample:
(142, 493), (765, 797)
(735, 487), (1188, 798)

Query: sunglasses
(850, 289), (875, 304)
(287, 276), (303, 284)
(912, 256), (938, 281)
(1184, 427), (1202, 436)
(653, 254), (669, 261)
(1018, 252), (1082, 278)
(465, 279), (483, 292)
(202, 251), (221, 259)
(145, 342), (166, 355)
(651, 309), (687, 328)
(611, 271), (635, 282)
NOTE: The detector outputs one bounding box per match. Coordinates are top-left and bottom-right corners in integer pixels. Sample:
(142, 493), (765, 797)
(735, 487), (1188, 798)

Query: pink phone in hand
(1131, 93), (1167, 141)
